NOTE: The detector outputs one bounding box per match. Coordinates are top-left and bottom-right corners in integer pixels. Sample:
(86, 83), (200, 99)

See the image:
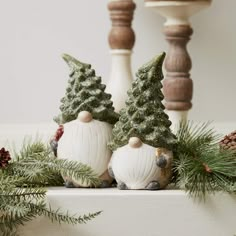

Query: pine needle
(7, 140), (101, 187)
(173, 121), (236, 199)
(0, 140), (102, 235)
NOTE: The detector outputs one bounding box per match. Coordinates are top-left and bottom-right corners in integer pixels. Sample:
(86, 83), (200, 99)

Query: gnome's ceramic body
(57, 111), (113, 187)
(109, 137), (173, 190)
(52, 54), (119, 188)
(108, 53), (176, 190)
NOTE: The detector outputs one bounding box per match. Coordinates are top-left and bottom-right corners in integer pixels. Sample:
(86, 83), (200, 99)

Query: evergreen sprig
(0, 141), (102, 235)
(6, 141), (101, 187)
(173, 121), (236, 199)
(0, 178), (102, 235)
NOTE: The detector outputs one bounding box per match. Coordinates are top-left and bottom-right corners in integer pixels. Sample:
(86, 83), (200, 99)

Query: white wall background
(0, 0), (235, 124)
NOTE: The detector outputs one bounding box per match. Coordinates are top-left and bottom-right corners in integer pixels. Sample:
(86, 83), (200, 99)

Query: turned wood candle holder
(145, 0), (212, 127)
(106, 0), (136, 112)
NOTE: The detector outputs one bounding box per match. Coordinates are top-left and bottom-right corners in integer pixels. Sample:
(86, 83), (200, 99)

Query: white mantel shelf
(19, 188), (236, 236)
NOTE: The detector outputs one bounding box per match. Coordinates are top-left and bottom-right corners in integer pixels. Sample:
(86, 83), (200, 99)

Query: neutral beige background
(0, 0), (235, 123)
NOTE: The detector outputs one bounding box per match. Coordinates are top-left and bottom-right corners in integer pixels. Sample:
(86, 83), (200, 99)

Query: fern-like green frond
(7, 140), (100, 187)
(0, 140), (102, 235)
(173, 121), (236, 199)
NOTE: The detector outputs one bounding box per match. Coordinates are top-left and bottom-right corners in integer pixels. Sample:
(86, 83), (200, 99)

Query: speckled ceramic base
(57, 113), (113, 187)
(109, 141), (173, 190)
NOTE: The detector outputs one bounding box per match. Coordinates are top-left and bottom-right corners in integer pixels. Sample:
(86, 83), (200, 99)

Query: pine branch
(8, 161), (64, 187)
(0, 174), (25, 190)
(0, 225), (18, 236)
(0, 181), (101, 234)
(6, 140), (64, 186)
(175, 121), (220, 155)
(25, 202), (102, 225)
(0, 202), (37, 233)
(7, 140), (100, 187)
(15, 139), (51, 161)
(10, 156), (100, 187)
(0, 196), (101, 231)
(0, 140), (102, 234)
(173, 121), (236, 199)
(0, 187), (46, 200)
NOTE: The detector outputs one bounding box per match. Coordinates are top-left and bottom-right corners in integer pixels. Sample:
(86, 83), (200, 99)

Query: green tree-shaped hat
(109, 52), (176, 151)
(55, 54), (119, 125)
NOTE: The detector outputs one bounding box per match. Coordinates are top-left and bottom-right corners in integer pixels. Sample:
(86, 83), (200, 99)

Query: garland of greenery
(0, 141), (101, 236)
(173, 121), (236, 199)
(1, 122), (236, 234)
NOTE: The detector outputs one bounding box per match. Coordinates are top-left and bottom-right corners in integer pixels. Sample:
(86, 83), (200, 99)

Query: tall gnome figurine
(109, 52), (176, 190)
(52, 54), (119, 188)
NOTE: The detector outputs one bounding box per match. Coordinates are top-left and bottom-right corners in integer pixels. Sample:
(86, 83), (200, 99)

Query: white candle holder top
(146, 0), (212, 25)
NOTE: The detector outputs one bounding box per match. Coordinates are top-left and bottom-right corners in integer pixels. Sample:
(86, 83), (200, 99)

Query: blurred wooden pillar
(145, 0), (212, 128)
(106, 0), (136, 112)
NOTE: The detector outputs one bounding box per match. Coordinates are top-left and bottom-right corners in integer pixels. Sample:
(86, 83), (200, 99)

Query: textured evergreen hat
(54, 54), (119, 125)
(62, 54), (90, 72)
(109, 52), (176, 151)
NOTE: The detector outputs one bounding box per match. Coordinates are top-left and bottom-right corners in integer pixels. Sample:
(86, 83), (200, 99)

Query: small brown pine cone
(0, 148), (11, 168)
(219, 130), (236, 151)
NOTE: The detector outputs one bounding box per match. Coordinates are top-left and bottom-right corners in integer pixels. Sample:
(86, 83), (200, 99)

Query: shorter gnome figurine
(51, 54), (119, 188)
(108, 52), (176, 190)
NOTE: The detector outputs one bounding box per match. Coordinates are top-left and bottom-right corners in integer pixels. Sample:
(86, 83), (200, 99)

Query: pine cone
(219, 130), (236, 151)
(0, 148), (11, 168)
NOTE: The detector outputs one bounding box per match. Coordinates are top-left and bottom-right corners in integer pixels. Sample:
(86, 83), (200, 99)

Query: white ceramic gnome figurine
(51, 54), (119, 188)
(108, 53), (177, 190)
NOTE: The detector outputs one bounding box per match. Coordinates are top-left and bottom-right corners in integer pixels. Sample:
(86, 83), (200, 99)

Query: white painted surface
(106, 49), (133, 112)
(0, 0), (235, 123)
(18, 188), (236, 236)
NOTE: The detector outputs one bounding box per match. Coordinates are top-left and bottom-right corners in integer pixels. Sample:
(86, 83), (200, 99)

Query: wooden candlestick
(145, 0), (212, 127)
(108, 0), (135, 50)
(106, 0), (136, 112)
(163, 25), (193, 111)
